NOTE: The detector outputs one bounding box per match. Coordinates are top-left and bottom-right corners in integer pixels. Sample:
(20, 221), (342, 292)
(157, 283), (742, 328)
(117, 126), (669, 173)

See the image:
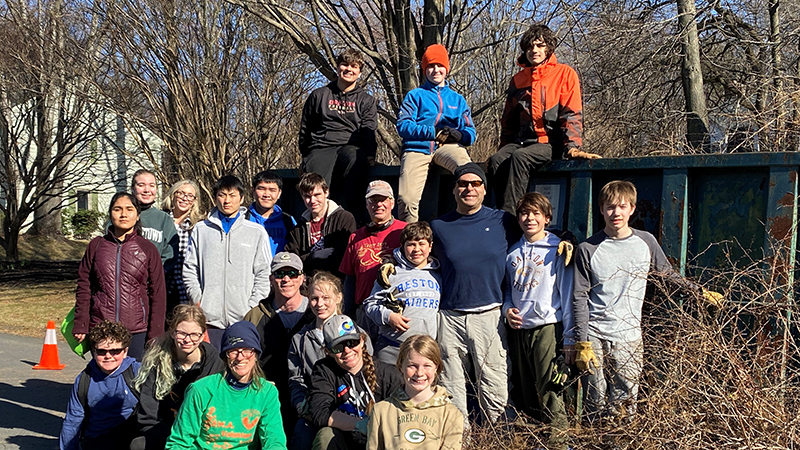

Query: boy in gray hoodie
(363, 221), (441, 365)
(183, 175), (272, 349)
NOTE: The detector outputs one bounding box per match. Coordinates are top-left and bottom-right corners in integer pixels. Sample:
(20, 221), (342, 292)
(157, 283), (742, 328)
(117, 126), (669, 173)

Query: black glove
(435, 128), (449, 144)
(382, 287), (404, 314)
(443, 127), (462, 144)
(309, 247), (334, 260)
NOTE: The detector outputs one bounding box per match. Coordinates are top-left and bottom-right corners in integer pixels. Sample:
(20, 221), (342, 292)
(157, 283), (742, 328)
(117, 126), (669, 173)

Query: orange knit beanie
(421, 44), (450, 73)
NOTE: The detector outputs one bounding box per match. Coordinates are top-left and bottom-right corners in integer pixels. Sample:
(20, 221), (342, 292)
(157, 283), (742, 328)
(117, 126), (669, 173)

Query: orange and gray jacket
(499, 54), (583, 160)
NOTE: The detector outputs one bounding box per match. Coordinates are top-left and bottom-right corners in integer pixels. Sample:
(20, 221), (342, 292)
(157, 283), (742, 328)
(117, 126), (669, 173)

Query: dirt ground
(0, 261), (79, 338)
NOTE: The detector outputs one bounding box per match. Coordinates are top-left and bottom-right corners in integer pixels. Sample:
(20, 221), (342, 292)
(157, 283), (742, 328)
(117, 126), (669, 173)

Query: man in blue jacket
(248, 170), (297, 255)
(396, 44), (476, 223)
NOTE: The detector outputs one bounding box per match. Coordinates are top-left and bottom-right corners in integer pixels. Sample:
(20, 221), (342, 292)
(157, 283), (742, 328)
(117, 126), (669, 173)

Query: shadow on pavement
(6, 435), (59, 450)
(0, 379), (72, 438)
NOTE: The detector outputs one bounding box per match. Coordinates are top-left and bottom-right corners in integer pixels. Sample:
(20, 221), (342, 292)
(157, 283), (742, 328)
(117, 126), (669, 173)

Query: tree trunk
(422, 0), (443, 48)
(677, 0), (709, 151)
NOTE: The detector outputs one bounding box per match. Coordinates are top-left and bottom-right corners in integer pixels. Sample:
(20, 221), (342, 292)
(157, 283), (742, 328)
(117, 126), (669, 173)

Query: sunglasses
(456, 180), (484, 188)
(274, 269), (302, 279)
(329, 339), (362, 355)
(94, 348), (125, 356)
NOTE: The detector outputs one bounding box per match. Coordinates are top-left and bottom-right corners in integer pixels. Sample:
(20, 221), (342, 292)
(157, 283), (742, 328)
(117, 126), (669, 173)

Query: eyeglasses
(94, 348), (125, 356)
(274, 269), (302, 279)
(175, 191), (196, 201)
(329, 339), (362, 355)
(456, 180), (484, 188)
(174, 330), (204, 342)
(367, 196), (391, 205)
(227, 348), (256, 358)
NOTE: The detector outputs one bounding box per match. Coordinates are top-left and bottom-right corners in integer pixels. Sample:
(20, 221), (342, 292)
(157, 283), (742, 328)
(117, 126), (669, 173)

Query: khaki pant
(438, 308), (509, 425)
(397, 144), (471, 223)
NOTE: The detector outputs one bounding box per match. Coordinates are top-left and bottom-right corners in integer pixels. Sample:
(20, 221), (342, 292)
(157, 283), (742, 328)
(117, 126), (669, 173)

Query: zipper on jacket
(115, 241), (122, 322)
(432, 89), (444, 153)
(223, 225), (229, 327)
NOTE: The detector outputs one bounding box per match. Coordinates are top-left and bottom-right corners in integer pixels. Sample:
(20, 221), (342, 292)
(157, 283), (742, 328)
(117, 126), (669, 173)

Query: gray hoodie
(363, 247), (441, 344)
(183, 206), (272, 328)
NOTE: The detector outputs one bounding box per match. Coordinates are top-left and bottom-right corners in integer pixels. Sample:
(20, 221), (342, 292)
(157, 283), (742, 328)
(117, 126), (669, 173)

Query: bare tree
(0, 0), (111, 261)
(677, 0), (710, 150)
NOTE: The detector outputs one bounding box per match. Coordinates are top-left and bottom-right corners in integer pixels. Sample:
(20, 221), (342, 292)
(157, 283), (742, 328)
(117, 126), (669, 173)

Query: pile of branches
(466, 263), (800, 449)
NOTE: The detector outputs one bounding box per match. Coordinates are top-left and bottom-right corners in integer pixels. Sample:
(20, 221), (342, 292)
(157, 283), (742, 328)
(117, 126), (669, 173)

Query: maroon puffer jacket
(73, 229), (166, 340)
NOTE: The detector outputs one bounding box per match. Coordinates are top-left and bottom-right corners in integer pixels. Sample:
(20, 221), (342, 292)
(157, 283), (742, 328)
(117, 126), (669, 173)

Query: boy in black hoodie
(298, 48), (378, 215)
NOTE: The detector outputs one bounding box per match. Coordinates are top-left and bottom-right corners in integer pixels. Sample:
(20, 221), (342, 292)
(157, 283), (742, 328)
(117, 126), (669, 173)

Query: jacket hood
(392, 247), (440, 271)
(389, 385), (453, 411)
(248, 203), (286, 225)
(208, 206), (248, 228)
(301, 199), (341, 222)
(516, 53), (558, 70)
(327, 80), (365, 96)
(520, 230), (561, 249)
(88, 354), (137, 379)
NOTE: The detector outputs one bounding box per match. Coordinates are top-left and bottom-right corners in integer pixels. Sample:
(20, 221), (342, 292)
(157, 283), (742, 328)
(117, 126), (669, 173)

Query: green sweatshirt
(165, 373), (287, 450)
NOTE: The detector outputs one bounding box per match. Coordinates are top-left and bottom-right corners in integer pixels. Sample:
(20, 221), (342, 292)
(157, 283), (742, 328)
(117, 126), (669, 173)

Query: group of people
(60, 23), (723, 450)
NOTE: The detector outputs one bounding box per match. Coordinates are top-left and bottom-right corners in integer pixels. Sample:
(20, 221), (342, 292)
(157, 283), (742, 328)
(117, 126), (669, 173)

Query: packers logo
(404, 428), (426, 444)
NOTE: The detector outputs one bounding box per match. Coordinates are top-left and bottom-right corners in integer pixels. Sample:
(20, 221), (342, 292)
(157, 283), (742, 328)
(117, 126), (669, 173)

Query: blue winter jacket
(59, 356), (140, 450)
(248, 203), (297, 255)
(396, 80), (476, 155)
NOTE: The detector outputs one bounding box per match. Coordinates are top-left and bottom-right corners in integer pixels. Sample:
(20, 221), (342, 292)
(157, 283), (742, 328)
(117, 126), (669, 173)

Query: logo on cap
(338, 320), (354, 336)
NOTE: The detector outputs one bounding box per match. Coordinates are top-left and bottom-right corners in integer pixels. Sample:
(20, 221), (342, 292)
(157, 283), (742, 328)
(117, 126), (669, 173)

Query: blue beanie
(220, 321), (261, 357)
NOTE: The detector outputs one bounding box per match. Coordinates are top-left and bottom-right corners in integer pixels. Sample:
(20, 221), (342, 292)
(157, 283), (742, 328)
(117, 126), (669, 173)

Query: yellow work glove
(557, 241), (573, 266)
(702, 288), (724, 307)
(574, 341), (599, 374)
(377, 262), (395, 289)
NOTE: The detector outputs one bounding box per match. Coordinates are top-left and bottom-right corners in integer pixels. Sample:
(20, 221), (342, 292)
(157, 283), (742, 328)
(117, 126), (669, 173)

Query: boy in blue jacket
(396, 44), (476, 223)
(59, 320), (140, 450)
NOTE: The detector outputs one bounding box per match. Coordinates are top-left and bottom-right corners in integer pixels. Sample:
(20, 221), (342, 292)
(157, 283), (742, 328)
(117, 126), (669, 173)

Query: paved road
(0, 332), (87, 450)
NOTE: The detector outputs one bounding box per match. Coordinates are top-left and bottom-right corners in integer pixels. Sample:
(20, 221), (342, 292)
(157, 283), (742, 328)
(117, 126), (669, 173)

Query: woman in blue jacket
(396, 44), (476, 223)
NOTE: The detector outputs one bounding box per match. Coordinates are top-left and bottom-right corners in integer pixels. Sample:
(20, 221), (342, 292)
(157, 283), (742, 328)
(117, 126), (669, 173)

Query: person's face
(310, 284), (339, 321)
(330, 336), (364, 372)
(253, 181), (281, 211)
(133, 173), (157, 205)
(110, 196), (139, 234)
(526, 39), (548, 67)
(302, 186), (328, 217)
(453, 174), (485, 211)
(337, 62), (361, 86)
(271, 267), (304, 301)
(226, 347), (258, 383)
(425, 63), (447, 86)
(93, 339), (128, 375)
(601, 198), (635, 234)
(404, 239), (431, 268)
(215, 188), (243, 217)
(366, 195), (394, 224)
(403, 350), (437, 396)
(173, 184), (196, 216)
(518, 208), (549, 239)
(172, 320), (204, 357)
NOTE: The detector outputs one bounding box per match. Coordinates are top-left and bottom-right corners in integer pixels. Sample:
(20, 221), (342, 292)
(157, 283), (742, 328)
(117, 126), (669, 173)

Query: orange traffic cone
(33, 320), (66, 370)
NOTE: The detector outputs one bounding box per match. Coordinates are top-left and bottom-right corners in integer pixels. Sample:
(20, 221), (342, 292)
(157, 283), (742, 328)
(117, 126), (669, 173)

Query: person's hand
(73, 333), (86, 343)
(563, 344), (576, 365)
(367, 156), (376, 167)
(702, 288), (724, 307)
(505, 307), (523, 329)
(309, 247), (334, 260)
(435, 128), (450, 144)
(567, 148), (601, 159)
(296, 398), (311, 417)
(574, 341), (599, 374)
(377, 262), (395, 289)
(443, 127), (462, 144)
(354, 417), (369, 435)
(388, 312), (411, 332)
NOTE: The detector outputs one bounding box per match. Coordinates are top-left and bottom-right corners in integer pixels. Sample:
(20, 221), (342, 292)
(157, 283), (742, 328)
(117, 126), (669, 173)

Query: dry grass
(466, 261), (800, 449)
(0, 280), (76, 338)
(1, 235), (87, 261)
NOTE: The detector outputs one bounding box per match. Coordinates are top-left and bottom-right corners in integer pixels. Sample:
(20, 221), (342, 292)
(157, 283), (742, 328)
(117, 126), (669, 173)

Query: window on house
(77, 191), (89, 211)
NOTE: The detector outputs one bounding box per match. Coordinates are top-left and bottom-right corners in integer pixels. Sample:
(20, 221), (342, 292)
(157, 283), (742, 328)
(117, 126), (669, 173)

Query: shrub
(69, 209), (105, 239)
